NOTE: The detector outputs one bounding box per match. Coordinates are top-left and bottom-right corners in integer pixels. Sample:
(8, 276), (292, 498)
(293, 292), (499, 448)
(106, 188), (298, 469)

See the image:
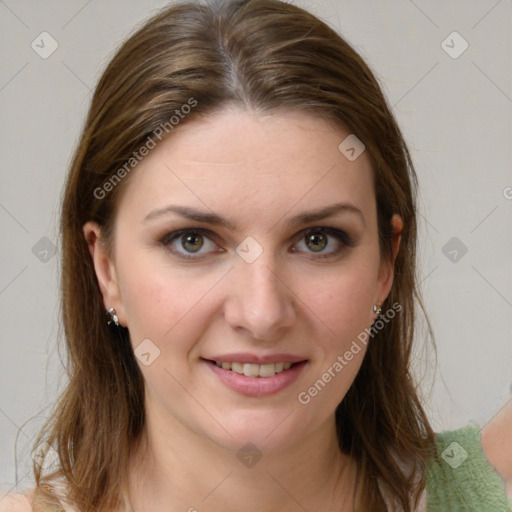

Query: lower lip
(204, 360), (308, 397)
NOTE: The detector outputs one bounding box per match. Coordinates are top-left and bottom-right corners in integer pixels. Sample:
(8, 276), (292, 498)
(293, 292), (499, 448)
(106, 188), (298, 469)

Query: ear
(376, 214), (403, 306)
(83, 221), (127, 326)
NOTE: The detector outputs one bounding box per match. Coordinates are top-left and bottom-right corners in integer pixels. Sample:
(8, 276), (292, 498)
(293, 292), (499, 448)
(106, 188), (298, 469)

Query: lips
(203, 353), (307, 379)
(214, 361), (294, 378)
(205, 353), (307, 365)
(203, 355), (308, 397)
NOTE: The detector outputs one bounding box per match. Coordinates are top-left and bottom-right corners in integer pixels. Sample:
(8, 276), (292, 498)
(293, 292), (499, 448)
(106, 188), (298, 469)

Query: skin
(3, 109), (510, 512)
(481, 400), (512, 497)
(84, 105), (403, 511)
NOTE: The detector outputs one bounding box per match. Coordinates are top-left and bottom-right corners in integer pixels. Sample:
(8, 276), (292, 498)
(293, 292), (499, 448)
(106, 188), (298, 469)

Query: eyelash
(159, 227), (353, 261)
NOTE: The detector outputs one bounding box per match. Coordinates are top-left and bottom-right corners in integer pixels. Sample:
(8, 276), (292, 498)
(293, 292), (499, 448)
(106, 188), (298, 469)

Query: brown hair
(32, 0), (436, 510)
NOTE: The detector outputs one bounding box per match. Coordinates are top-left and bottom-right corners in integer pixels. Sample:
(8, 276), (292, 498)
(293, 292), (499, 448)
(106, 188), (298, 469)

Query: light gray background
(1, 0), (511, 494)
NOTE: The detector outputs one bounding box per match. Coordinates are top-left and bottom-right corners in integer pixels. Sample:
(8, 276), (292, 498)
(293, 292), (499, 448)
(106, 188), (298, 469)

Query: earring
(373, 304), (382, 316)
(106, 307), (119, 327)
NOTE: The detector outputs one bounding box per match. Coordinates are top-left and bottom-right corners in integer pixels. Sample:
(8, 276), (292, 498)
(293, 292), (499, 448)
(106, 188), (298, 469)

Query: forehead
(117, 106), (376, 226)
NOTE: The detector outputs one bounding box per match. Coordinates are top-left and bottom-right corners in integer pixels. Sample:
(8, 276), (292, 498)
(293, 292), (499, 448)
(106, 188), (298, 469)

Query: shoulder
(425, 421), (512, 511)
(0, 492), (33, 512)
(481, 400), (512, 497)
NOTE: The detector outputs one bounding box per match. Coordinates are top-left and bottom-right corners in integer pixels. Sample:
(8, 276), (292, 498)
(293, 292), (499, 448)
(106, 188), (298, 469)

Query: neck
(127, 405), (357, 512)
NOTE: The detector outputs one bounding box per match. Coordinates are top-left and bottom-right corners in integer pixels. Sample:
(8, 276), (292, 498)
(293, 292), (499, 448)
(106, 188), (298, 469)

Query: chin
(200, 408), (316, 455)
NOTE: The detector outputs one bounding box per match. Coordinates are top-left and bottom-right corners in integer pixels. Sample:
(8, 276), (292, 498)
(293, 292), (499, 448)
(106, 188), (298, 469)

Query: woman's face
(86, 106), (399, 453)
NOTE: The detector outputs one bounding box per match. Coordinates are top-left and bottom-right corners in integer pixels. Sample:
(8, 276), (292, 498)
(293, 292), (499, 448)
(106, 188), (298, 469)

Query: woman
(2, 0), (511, 510)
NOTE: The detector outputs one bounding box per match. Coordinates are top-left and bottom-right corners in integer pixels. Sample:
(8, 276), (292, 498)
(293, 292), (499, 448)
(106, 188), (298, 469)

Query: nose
(223, 257), (297, 341)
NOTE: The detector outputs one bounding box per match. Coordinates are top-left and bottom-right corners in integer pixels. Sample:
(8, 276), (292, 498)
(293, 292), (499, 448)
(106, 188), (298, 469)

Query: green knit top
(426, 422), (512, 511)
(1, 423), (511, 512)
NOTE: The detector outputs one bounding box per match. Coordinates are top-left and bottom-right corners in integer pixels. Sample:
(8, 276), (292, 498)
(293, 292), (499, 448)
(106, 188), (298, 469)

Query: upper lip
(205, 353), (308, 364)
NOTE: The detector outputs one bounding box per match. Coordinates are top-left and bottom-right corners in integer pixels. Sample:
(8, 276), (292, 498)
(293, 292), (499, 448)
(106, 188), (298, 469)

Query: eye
(160, 229), (221, 258)
(159, 226), (352, 260)
(292, 227), (351, 258)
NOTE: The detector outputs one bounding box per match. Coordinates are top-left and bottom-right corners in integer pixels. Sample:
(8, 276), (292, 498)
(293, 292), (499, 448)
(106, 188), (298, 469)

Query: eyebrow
(142, 202), (365, 229)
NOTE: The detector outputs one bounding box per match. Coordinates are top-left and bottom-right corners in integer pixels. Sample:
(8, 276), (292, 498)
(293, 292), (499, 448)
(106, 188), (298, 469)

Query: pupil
(307, 233), (327, 252)
(182, 233), (203, 252)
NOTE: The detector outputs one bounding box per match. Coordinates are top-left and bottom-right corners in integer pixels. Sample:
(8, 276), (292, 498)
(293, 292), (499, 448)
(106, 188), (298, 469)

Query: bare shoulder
(0, 492), (33, 512)
(481, 399), (512, 497)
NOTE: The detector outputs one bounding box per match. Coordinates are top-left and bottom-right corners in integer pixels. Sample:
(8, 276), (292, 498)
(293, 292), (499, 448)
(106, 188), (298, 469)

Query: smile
(214, 361), (293, 378)
(204, 358), (308, 397)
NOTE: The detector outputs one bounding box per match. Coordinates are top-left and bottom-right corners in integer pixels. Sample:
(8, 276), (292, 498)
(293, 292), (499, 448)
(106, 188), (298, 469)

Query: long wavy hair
(32, 1), (437, 510)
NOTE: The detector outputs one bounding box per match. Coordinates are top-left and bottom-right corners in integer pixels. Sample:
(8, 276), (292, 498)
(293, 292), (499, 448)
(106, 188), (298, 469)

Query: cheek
(115, 249), (221, 347)
(117, 261), (172, 342)
(293, 267), (378, 414)
(299, 261), (379, 346)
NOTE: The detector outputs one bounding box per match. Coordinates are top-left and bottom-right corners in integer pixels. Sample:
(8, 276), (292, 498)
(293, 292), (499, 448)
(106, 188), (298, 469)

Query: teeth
(243, 364), (260, 377)
(258, 364), (276, 377)
(231, 362), (244, 374)
(213, 361), (298, 377)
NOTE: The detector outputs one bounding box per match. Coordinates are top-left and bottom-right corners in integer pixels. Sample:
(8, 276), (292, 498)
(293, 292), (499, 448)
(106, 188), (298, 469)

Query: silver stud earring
(106, 307), (119, 327)
(373, 304), (382, 316)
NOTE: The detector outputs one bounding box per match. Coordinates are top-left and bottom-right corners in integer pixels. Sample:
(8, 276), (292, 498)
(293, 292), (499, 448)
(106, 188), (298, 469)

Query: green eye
(293, 227), (352, 258)
(305, 232), (328, 252)
(160, 226), (352, 261)
(160, 229), (219, 259)
(181, 233), (204, 252)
